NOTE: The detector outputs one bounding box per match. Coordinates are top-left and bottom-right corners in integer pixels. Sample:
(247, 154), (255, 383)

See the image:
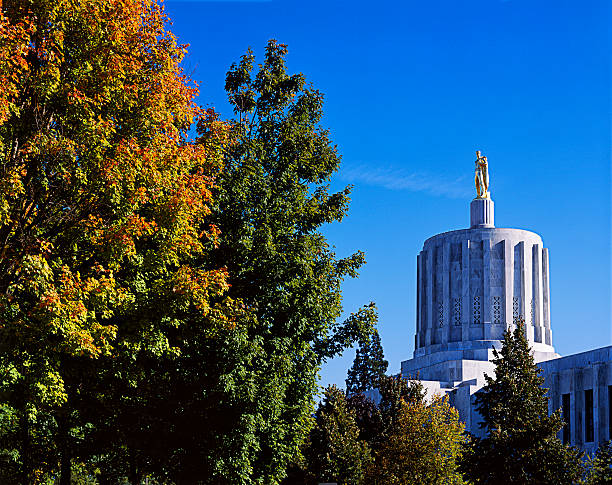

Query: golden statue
(474, 150), (490, 199)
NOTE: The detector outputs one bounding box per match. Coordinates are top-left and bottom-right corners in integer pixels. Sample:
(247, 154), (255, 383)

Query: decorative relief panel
(453, 298), (461, 326)
(438, 303), (443, 327)
(492, 296), (502, 324)
(473, 296), (481, 324)
(512, 297), (519, 322)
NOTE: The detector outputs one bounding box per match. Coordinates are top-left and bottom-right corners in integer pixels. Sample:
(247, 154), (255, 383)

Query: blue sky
(164, 0), (611, 391)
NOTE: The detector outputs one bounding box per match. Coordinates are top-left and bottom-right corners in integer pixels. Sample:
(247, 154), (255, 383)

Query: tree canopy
(183, 39), (376, 484)
(302, 385), (372, 485)
(583, 441), (612, 484)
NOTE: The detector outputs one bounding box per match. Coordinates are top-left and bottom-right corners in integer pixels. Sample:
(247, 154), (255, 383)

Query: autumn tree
(369, 395), (466, 485)
(461, 322), (584, 484)
(0, 0), (232, 482)
(346, 328), (388, 394)
(344, 373), (425, 457)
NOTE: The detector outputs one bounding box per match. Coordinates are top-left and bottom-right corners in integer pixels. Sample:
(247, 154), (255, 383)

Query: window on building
(585, 389), (594, 443)
(562, 393), (571, 444)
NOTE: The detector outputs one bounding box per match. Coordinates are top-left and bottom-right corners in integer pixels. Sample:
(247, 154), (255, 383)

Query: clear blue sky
(164, 0), (611, 391)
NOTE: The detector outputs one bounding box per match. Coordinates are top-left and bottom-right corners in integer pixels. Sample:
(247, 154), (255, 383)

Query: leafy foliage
(461, 322), (585, 484)
(345, 392), (384, 447)
(0, 0), (232, 482)
(173, 39), (377, 484)
(302, 386), (372, 485)
(377, 374), (425, 441)
(346, 329), (388, 394)
(368, 394), (466, 485)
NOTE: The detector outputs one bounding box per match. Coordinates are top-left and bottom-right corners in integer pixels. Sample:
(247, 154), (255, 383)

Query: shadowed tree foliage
(302, 385), (372, 485)
(377, 374), (425, 442)
(346, 328), (388, 394)
(0, 2), (374, 481)
(344, 374), (426, 455)
(346, 392), (384, 447)
(461, 322), (585, 484)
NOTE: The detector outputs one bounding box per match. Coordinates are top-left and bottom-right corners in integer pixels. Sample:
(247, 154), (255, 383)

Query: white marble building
(398, 193), (612, 453)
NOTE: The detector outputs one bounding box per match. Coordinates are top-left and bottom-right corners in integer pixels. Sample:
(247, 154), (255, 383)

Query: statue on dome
(475, 150), (490, 199)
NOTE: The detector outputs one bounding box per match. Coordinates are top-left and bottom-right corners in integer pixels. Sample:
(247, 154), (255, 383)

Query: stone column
(504, 238), (514, 330)
(426, 249), (434, 346)
(520, 242), (533, 341)
(461, 239), (470, 343)
(442, 242), (451, 345)
(542, 248), (552, 344)
(483, 238), (492, 337)
(416, 253), (422, 349)
(532, 244), (543, 343)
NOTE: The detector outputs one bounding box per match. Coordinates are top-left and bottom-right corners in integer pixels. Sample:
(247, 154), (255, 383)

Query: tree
(461, 322), (585, 484)
(369, 395), (466, 485)
(346, 328), (388, 394)
(141, 40), (376, 483)
(302, 385), (372, 485)
(377, 374), (425, 440)
(344, 374), (426, 454)
(345, 392), (384, 447)
(0, 0), (231, 482)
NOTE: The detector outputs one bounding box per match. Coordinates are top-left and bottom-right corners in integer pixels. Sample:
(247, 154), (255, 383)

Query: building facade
(398, 166), (612, 453)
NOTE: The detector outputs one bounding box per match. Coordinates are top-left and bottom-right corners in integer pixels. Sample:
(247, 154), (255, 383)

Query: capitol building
(397, 153), (612, 454)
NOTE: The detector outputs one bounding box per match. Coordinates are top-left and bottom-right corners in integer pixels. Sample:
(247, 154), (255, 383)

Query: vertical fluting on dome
(414, 228), (554, 358)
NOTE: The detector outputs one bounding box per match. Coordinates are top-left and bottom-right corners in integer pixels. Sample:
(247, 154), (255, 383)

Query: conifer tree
(346, 329), (388, 394)
(461, 321), (584, 484)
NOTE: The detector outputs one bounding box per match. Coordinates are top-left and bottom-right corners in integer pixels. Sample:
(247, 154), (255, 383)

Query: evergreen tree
(303, 385), (373, 485)
(461, 321), (585, 484)
(346, 329), (388, 394)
